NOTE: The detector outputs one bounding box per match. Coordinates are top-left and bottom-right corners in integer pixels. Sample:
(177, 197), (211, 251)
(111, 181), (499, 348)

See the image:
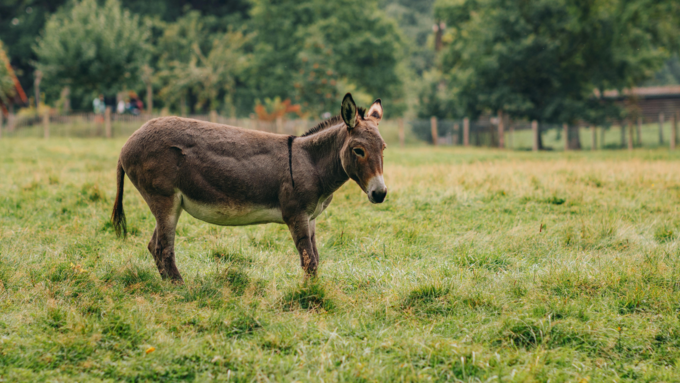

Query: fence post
(463, 117), (470, 147)
(659, 112), (665, 145)
(509, 124), (514, 149)
(672, 112), (678, 151)
(453, 123), (459, 146)
(146, 82), (153, 118)
(0, 111), (3, 138)
(398, 118), (405, 148)
(498, 110), (504, 149)
(591, 126), (596, 150)
(628, 122), (634, 151)
(430, 116), (438, 146)
(8, 104), (15, 132)
(620, 123), (626, 149)
(105, 106), (112, 138)
(532, 120), (539, 151)
(636, 117), (642, 147)
(210, 110), (218, 123)
(276, 116), (283, 134)
(180, 93), (187, 117)
(34, 70), (42, 109)
(43, 112), (49, 139)
(563, 123), (568, 151)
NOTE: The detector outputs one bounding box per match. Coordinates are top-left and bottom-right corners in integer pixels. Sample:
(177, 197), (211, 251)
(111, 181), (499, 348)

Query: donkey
(111, 93), (387, 282)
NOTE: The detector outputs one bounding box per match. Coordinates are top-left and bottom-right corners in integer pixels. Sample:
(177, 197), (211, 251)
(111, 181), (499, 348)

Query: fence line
(3, 110), (680, 150)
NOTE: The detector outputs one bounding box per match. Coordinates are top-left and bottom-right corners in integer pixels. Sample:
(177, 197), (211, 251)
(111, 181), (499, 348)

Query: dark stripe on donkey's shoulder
(288, 135), (295, 188)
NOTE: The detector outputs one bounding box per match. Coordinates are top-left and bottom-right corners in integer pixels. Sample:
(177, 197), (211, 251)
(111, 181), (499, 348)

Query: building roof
(596, 85), (680, 100)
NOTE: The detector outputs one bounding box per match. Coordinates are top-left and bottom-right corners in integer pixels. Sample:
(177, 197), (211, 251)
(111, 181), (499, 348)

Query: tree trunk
(636, 117), (642, 146)
(61, 86), (70, 114)
(146, 82), (153, 116)
(619, 123), (625, 148)
(434, 21), (443, 52)
(567, 124), (582, 150)
(180, 93), (187, 117)
(8, 104), (15, 132)
(536, 122), (546, 150)
(34, 70), (42, 109)
(498, 110), (504, 149)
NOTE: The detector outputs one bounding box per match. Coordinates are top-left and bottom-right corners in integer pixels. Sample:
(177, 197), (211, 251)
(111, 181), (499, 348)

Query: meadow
(3, 137), (680, 382)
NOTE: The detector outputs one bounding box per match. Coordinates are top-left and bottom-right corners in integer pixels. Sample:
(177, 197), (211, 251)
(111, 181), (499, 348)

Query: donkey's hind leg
(147, 193), (184, 283)
(147, 228), (166, 277)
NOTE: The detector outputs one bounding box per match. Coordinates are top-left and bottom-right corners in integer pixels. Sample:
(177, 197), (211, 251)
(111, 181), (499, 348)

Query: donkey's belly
(180, 193), (284, 226)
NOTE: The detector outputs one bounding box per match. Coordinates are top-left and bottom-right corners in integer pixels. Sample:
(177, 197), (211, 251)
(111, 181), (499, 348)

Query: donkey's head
(339, 93), (387, 204)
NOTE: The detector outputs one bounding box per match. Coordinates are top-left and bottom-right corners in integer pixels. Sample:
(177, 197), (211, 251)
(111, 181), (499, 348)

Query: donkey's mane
(300, 107), (367, 137)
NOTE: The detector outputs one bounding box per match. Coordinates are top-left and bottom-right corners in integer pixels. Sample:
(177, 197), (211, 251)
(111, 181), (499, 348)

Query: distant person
(117, 99), (125, 114)
(127, 91), (141, 115)
(93, 94), (105, 114)
(93, 94), (105, 123)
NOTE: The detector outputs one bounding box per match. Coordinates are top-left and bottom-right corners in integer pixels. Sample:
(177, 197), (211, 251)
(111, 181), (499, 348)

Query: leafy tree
(0, 41), (17, 107)
(248, 0), (406, 118)
(293, 32), (341, 116)
(34, 0), (150, 103)
(381, 0), (436, 76)
(155, 11), (248, 115)
(435, 0), (680, 148)
(0, 0), (68, 100)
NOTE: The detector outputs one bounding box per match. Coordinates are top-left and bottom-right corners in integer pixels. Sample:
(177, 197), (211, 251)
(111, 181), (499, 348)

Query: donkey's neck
(297, 123), (349, 195)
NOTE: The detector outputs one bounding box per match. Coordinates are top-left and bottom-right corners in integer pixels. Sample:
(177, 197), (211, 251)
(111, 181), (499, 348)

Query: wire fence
(2, 111), (680, 151)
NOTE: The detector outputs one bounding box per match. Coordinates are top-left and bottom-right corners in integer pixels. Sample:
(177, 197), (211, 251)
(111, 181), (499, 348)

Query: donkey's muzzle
(371, 190), (387, 203)
(367, 174), (387, 204)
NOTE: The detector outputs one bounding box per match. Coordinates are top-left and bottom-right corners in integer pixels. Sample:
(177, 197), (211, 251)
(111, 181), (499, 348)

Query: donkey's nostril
(371, 190), (386, 203)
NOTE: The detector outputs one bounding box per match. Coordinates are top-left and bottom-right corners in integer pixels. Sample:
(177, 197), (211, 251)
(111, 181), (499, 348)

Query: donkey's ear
(341, 93), (358, 129)
(367, 99), (383, 122)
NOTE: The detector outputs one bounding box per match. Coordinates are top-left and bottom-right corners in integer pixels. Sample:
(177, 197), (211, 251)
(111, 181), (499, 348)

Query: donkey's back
(120, 117), (289, 205)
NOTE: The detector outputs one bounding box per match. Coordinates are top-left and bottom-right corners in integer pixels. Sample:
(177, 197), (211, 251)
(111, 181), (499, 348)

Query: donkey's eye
(353, 148), (365, 158)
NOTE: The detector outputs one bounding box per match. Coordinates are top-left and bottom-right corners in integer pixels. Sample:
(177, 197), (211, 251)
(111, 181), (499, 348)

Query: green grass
(3, 138), (680, 381)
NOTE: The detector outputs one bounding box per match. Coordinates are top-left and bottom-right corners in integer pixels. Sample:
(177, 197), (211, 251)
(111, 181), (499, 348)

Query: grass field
(3, 138), (680, 381)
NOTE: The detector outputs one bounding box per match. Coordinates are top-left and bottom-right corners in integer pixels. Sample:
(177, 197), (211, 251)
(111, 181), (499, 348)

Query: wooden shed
(601, 85), (680, 122)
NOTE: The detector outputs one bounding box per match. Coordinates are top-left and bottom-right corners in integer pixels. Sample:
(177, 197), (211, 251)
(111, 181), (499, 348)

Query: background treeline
(0, 0), (679, 121)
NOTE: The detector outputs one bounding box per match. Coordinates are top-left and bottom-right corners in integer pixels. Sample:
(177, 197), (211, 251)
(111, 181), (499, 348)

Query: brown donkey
(112, 93), (387, 282)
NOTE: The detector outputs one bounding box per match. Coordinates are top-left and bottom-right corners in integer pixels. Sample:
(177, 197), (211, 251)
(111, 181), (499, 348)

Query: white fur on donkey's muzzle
(366, 174), (387, 203)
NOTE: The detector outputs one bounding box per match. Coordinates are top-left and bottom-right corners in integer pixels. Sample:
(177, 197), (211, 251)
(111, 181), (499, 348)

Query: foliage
(249, 0), (406, 118)
(3, 0), (680, 116)
(382, 0), (436, 76)
(155, 12), (248, 114)
(254, 97), (302, 121)
(0, 41), (16, 107)
(34, 0), (150, 98)
(434, 0), (680, 124)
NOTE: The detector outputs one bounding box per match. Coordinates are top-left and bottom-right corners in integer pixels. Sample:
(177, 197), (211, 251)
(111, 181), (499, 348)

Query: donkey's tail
(112, 159), (127, 238)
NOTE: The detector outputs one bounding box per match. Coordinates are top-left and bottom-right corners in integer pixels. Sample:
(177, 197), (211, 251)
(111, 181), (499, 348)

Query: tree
(155, 11), (248, 115)
(0, 0), (68, 102)
(34, 0), (150, 105)
(435, 0), (680, 149)
(248, 0), (406, 118)
(0, 41), (17, 108)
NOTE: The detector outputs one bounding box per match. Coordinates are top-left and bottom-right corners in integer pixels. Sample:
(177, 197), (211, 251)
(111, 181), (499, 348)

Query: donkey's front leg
(285, 214), (318, 276)
(309, 219), (320, 266)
